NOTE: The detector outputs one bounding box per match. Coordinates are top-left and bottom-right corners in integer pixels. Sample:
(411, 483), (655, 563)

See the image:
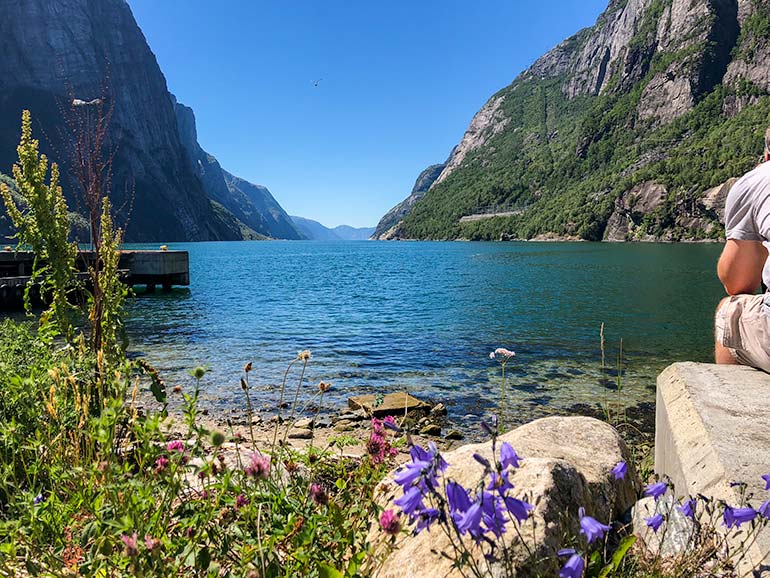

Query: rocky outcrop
(432, 97), (509, 188)
(174, 98), (302, 240)
(372, 163), (445, 240)
(604, 182), (668, 241)
(373, 417), (638, 577)
(724, 0), (770, 96)
(701, 177), (738, 223)
(604, 178), (735, 241)
(0, 0), (249, 242)
(564, 0), (655, 98)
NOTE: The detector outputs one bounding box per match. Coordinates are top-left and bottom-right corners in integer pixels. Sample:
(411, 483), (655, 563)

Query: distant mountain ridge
(291, 216), (375, 241)
(0, 0), (298, 242)
(381, 0), (770, 242)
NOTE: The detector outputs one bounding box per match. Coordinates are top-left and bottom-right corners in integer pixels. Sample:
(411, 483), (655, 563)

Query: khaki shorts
(716, 294), (770, 372)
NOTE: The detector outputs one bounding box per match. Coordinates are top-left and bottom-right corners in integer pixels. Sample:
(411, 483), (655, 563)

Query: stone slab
(348, 392), (428, 417)
(655, 362), (770, 575)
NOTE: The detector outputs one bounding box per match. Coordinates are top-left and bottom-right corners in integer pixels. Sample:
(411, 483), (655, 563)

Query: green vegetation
(398, 2), (770, 241)
(0, 112), (395, 577)
(0, 111), (78, 337)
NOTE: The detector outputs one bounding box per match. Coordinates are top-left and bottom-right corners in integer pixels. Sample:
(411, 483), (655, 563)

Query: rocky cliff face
(372, 162), (446, 239)
(173, 99), (302, 240)
(388, 0), (770, 242)
(0, 0), (294, 242)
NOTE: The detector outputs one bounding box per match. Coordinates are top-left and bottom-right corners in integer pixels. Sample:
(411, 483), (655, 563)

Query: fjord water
(126, 241), (723, 431)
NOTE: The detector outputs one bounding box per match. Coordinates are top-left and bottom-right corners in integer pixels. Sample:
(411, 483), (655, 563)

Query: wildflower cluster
(367, 416), (399, 465)
(640, 472), (770, 536)
(390, 420), (536, 572)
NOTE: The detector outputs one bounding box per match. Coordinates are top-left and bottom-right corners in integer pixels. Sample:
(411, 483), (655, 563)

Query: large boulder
(373, 417), (638, 578)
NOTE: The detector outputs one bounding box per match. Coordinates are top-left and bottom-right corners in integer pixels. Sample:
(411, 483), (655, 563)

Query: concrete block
(655, 362), (770, 575)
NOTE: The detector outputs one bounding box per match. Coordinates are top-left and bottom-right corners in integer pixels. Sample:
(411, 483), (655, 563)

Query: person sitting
(715, 126), (770, 371)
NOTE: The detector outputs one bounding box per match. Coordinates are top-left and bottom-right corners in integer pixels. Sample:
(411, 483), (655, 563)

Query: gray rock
(348, 392), (429, 417)
(445, 430), (464, 440)
(0, 0), (239, 241)
(373, 416), (638, 578)
(430, 403), (447, 416)
(293, 418), (314, 429)
(334, 420), (354, 431)
(604, 182), (667, 242)
(334, 412), (365, 423)
(632, 495), (695, 558)
(288, 428), (313, 440)
(419, 424), (441, 436)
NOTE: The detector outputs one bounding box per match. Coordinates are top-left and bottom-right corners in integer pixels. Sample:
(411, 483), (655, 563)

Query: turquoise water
(125, 241), (724, 430)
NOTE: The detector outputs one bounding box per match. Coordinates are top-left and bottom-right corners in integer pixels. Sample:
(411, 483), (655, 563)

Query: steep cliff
(390, 0), (770, 241)
(0, 0), (294, 242)
(174, 99), (302, 240)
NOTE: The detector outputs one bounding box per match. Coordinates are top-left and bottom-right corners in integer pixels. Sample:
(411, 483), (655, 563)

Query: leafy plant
(0, 110), (78, 339)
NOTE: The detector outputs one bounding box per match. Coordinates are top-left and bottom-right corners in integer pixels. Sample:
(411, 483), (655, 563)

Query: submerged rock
(373, 416), (638, 578)
(348, 392), (429, 417)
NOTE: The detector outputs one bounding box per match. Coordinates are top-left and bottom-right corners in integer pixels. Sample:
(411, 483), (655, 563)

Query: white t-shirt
(724, 161), (770, 309)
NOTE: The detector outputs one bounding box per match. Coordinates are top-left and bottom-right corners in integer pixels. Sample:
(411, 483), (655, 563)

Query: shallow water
(123, 241), (724, 432)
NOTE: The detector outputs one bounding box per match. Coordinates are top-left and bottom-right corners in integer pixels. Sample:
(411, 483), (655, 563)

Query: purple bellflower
(558, 549), (585, 578)
(579, 507), (610, 544)
(480, 492), (508, 538)
(679, 499), (696, 520)
(645, 514), (665, 533)
(487, 470), (514, 494)
(644, 481), (668, 501)
(611, 461), (627, 481)
(394, 486), (425, 517)
(500, 442), (522, 469)
(505, 496), (533, 524)
(455, 502), (483, 536)
(724, 506), (757, 529)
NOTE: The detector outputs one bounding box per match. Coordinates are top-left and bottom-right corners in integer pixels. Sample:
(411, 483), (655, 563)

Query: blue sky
(128, 1), (608, 228)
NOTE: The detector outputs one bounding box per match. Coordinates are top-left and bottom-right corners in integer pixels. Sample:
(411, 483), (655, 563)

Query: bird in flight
(312, 78), (323, 87)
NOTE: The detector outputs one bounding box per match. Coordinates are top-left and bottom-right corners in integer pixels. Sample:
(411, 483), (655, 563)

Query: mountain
(291, 217), (340, 240)
(174, 99), (302, 240)
(332, 225), (375, 240)
(0, 0), (296, 242)
(372, 162), (446, 240)
(291, 217), (375, 241)
(385, 0), (770, 242)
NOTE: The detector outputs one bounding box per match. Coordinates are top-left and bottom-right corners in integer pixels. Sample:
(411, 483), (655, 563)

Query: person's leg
(715, 294), (770, 371)
(715, 297), (738, 365)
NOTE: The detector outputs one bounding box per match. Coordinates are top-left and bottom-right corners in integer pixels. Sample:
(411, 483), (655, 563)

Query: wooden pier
(0, 249), (189, 306)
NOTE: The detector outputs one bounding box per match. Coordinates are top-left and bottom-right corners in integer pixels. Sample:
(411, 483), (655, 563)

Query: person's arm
(717, 239), (768, 295)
